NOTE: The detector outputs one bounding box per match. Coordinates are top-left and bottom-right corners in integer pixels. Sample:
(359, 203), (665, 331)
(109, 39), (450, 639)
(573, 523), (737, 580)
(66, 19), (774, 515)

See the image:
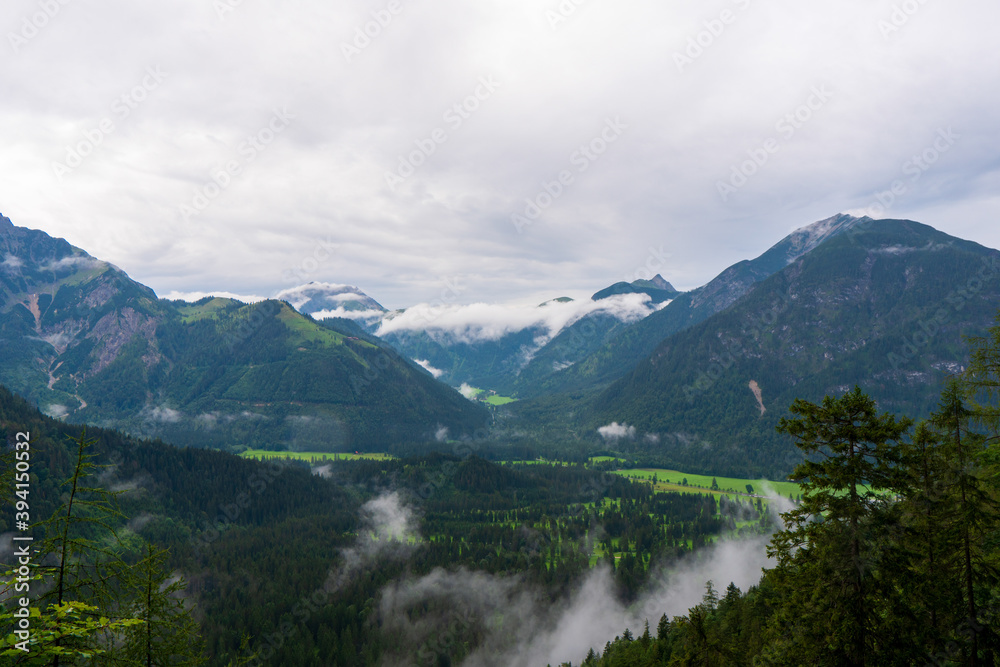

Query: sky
(2, 0), (999, 310)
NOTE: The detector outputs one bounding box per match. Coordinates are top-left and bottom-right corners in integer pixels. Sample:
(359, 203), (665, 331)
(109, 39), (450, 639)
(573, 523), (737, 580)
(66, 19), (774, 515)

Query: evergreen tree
(112, 543), (206, 666)
(929, 379), (1000, 663)
(767, 387), (912, 666)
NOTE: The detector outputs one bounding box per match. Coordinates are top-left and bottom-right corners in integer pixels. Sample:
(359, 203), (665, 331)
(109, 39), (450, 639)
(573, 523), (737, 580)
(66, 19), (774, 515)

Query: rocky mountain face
(0, 213), (167, 415)
(0, 214), (487, 450)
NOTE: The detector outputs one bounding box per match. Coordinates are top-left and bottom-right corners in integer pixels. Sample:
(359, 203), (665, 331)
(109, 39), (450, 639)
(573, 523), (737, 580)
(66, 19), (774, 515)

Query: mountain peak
(0, 213), (14, 232)
(647, 274), (675, 292)
(785, 213), (868, 255)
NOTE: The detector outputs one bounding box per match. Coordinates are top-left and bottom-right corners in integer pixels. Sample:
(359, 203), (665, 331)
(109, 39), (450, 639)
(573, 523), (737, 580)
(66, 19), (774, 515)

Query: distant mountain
(0, 214), (486, 450)
(372, 291), (665, 394)
(583, 218), (1000, 476)
(275, 282), (386, 328)
(591, 274), (680, 303)
(526, 213), (869, 397)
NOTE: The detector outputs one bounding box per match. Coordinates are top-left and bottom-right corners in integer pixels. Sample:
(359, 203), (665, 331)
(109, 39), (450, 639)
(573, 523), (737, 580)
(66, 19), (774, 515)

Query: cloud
(458, 383), (480, 400)
(415, 359), (444, 378)
(309, 307), (386, 323)
(1, 254), (23, 270)
(37, 256), (105, 272)
(45, 404), (69, 419)
(598, 422), (636, 441)
(3, 0), (1000, 311)
(375, 536), (775, 667)
(377, 293), (656, 344)
(145, 405), (182, 423)
(435, 425), (449, 442)
(326, 492), (420, 592)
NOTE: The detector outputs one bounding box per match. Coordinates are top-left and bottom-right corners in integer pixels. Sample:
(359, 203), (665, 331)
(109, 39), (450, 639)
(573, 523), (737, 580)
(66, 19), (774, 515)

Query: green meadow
(613, 468), (801, 499)
(240, 450), (394, 463)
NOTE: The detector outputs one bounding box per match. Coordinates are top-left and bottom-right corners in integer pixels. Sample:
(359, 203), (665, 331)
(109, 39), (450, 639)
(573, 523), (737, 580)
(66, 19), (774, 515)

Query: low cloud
(598, 422), (636, 441)
(45, 404), (69, 419)
(146, 405), (182, 423)
(376, 293), (657, 344)
(39, 256), (105, 272)
(414, 359), (445, 378)
(375, 536), (775, 667)
(326, 492), (420, 593)
(309, 307), (386, 323)
(1, 254), (23, 270)
(458, 383), (480, 400)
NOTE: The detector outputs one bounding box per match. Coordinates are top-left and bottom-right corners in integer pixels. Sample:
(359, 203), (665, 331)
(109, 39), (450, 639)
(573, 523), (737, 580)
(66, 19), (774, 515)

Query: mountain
(275, 282), (386, 328)
(0, 214), (487, 450)
(583, 218), (1000, 476)
(591, 274), (680, 303)
(371, 291), (664, 394)
(523, 213), (869, 397)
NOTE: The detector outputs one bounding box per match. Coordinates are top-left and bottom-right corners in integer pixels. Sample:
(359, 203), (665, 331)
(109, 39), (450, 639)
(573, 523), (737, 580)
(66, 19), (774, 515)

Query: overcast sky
(2, 0), (999, 309)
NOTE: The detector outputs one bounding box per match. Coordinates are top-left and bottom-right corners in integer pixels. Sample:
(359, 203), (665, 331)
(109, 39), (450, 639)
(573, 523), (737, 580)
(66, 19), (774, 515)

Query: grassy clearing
(241, 450), (394, 463)
(175, 297), (236, 323)
(588, 456), (626, 464)
(613, 468), (801, 500)
(484, 394), (517, 406)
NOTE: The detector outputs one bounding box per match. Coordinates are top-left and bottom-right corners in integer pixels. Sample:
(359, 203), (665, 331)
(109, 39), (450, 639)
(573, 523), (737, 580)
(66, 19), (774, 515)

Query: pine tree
(2, 431), (143, 663)
(112, 543), (206, 666)
(929, 379), (1000, 663)
(767, 387), (912, 666)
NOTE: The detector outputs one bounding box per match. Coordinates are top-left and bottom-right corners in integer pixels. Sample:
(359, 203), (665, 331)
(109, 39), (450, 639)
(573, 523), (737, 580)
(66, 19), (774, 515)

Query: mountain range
(514, 216), (1000, 475)
(2, 211), (998, 475)
(0, 213), (486, 451)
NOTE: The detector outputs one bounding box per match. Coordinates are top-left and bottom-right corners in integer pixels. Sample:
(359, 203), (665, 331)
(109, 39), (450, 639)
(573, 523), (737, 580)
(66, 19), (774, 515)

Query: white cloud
(458, 383), (480, 400)
(377, 293), (656, 343)
(39, 256), (104, 272)
(414, 359), (444, 378)
(376, 536), (774, 666)
(598, 422), (636, 441)
(146, 405), (182, 423)
(2, 0), (999, 309)
(1, 255), (23, 270)
(45, 404), (69, 419)
(309, 308), (386, 323)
